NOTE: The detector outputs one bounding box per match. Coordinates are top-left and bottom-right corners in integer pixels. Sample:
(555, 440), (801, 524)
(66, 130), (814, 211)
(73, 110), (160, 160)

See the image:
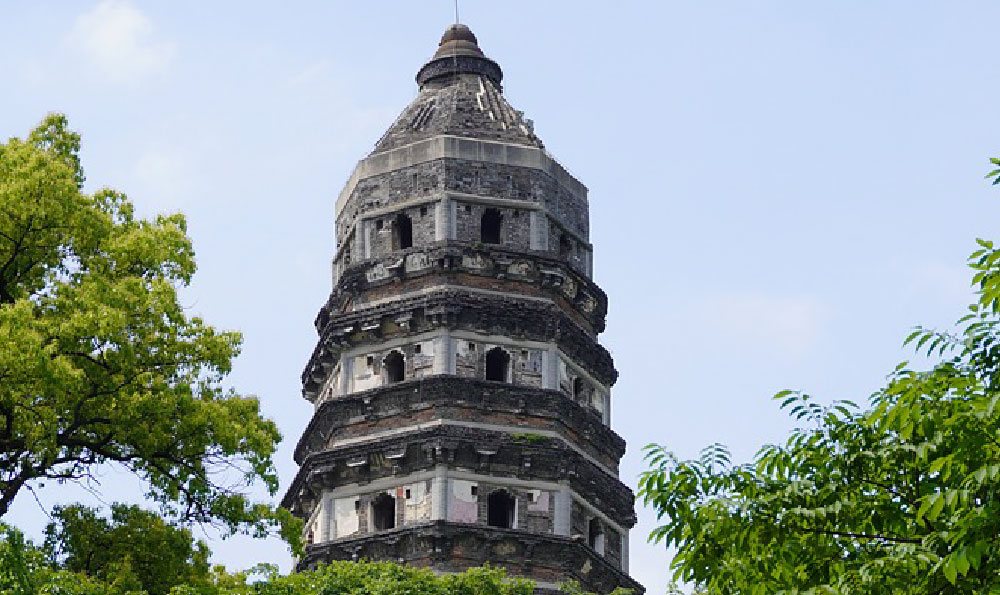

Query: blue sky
(4, 2), (1000, 592)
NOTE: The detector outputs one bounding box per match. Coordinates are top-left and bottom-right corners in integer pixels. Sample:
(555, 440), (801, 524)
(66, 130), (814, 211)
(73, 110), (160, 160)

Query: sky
(4, 1), (1000, 593)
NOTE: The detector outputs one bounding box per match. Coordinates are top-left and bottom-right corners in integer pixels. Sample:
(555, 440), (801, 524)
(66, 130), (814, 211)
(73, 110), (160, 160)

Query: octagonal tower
(283, 24), (643, 595)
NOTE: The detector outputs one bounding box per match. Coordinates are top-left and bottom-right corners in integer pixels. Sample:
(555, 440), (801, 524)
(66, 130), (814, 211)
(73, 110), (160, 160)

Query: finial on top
(416, 22), (503, 89)
(433, 23), (484, 59)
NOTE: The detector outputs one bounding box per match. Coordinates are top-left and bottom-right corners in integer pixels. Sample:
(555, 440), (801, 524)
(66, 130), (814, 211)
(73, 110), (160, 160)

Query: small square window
(420, 206), (428, 217)
(366, 355), (374, 367)
(414, 344), (421, 354)
(465, 205), (472, 213)
(375, 220), (383, 230)
(405, 489), (412, 499)
(470, 486), (478, 496)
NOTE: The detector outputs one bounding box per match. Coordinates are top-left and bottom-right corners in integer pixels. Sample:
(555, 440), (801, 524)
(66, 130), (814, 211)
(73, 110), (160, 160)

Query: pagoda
(283, 23), (643, 594)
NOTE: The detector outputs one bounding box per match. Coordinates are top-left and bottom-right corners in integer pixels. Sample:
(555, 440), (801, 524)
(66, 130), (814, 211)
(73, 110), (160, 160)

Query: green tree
(639, 162), (1000, 594)
(0, 115), (295, 543)
(43, 504), (211, 595)
(4, 522), (631, 595)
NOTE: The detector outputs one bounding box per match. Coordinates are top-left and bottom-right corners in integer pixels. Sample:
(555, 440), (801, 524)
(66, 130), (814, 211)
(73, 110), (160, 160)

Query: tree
(638, 162), (1000, 594)
(0, 115), (294, 543)
(43, 504), (212, 595)
(4, 524), (619, 595)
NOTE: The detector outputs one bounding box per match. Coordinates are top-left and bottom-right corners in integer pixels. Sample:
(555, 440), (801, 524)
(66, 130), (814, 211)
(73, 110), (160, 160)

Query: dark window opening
(485, 347), (510, 382)
(376, 219), (383, 230)
(588, 518), (605, 554)
(481, 208), (502, 245)
(559, 234), (572, 258)
(487, 490), (516, 529)
(371, 493), (396, 531)
(420, 206), (428, 217)
(572, 377), (584, 400)
(384, 351), (405, 383)
(393, 214), (413, 250)
(414, 344), (421, 354)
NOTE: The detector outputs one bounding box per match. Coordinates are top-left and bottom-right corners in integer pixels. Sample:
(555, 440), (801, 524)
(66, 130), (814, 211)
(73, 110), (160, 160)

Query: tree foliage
(639, 166), (1000, 593)
(43, 504), (212, 595)
(0, 115), (294, 543)
(2, 524), (622, 595)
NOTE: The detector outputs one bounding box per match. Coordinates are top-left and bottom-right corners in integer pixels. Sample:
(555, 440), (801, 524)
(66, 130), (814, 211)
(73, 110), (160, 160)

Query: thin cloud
(69, 0), (174, 81)
(129, 146), (194, 213)
(910, 260), (974, 309)
(700, 292), (829, 354)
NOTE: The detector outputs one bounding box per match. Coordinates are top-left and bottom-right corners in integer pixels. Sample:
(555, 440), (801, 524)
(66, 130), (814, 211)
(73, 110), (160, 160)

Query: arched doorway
(393, 214), (413, 250)
(485, 347), (509, 382)
(487, 490), (516, 529)
(481, 208), (502, 245)
(371, 493), (396, 531)
(588, 517), (605, 555)
(384, 350), (405, 384)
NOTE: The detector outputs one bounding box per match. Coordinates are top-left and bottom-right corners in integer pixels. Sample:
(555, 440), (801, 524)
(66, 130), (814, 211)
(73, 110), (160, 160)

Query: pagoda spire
(416, 23), (503, 88)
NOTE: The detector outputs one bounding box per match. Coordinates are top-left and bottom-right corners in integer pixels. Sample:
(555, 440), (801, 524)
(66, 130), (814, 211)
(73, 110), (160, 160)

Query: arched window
(559, 233), (572, 258)
(481, 208), (502, 245)
(588, 517), (605, 554)
(487, 490), (516, 529)
(384, 351), (405, 384)
(371, 493), (396, 531)
(393, 214), (413, 250)
(485, 347), (510, 382)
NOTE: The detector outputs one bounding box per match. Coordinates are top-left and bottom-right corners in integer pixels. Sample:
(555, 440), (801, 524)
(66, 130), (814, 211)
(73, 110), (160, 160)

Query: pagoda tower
(283, 24), (643, 594)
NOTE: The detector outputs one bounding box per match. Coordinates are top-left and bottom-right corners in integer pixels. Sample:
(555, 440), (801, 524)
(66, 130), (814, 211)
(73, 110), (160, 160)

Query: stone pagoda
(283, 23), (643, 595)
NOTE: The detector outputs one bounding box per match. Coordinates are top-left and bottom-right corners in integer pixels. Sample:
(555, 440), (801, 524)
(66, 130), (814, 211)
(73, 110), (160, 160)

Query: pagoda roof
(372, 24), (544, 154)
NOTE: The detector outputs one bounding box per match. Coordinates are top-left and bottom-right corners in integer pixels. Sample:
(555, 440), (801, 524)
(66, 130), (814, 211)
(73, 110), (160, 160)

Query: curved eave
(293, 376), (627, 467)
(281, 424), (636, 527)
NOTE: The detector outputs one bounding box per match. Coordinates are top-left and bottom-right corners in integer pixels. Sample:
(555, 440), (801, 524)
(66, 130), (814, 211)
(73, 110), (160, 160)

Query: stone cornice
(293, 377), (625, 470)
(282, 424), (636, 527)
(416, 55), (503, 88)
(301, 289), (617, 399)
(299, 521), (644, 595)
(325, 243), (608, 334)
(336, 136), (587, 219)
